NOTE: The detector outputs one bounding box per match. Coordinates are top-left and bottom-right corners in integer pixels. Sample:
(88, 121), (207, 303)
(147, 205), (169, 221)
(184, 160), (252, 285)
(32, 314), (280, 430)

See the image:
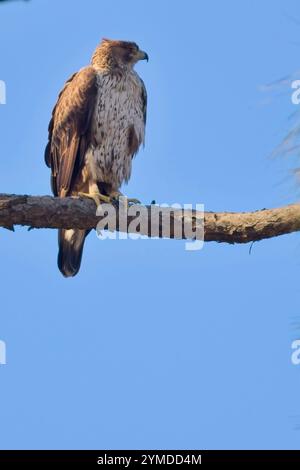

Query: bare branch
(0, 193), (299, 244)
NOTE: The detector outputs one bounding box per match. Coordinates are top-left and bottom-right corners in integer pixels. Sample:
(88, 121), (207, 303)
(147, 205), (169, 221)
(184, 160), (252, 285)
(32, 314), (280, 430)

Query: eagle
(45, 39), (148, 277)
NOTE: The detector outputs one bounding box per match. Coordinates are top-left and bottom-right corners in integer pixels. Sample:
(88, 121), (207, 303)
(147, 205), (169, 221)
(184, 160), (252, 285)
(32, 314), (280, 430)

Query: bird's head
(92, 39), (148, 71)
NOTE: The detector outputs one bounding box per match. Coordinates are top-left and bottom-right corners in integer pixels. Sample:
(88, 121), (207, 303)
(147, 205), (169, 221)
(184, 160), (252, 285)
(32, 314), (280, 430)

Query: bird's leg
(78, 184), (110, 208)
(110, 190), (141, 205)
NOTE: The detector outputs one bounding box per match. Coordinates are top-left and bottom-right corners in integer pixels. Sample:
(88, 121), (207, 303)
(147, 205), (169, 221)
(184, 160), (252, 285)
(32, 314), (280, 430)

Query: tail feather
(58, 229), (87, 277)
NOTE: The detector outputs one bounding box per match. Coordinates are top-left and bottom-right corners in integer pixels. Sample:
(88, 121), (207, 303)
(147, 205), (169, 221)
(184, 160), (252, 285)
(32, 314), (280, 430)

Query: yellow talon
(78, 192), (110, 207)
(78, 190), (141, 208)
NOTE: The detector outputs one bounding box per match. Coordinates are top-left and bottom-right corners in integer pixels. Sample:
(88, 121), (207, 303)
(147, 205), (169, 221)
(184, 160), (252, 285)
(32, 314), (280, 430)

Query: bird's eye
(130, 43), (139, 52)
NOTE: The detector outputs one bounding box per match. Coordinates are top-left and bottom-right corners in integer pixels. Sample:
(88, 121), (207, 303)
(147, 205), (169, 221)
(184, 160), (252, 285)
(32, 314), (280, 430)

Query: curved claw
(78, 191), (110, 207)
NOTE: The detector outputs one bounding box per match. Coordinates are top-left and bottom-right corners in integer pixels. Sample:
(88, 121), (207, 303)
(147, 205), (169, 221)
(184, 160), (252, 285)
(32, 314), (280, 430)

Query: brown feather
(44, 66), (97, 197)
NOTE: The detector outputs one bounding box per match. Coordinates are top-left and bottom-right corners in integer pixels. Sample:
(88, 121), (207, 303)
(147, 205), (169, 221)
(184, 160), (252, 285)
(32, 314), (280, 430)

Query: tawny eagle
(45, 39), (148, 277)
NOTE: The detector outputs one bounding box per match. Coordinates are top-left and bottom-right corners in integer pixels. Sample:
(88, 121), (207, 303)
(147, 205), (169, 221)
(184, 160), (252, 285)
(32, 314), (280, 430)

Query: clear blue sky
(0, 0), (300, 450)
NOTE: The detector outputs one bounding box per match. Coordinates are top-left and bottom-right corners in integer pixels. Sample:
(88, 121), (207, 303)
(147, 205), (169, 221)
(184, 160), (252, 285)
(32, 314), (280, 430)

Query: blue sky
(1, 0), (300, 450)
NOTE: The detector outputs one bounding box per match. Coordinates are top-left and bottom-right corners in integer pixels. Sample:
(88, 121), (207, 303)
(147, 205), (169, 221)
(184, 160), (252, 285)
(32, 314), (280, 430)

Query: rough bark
(0, 193), (299, 244)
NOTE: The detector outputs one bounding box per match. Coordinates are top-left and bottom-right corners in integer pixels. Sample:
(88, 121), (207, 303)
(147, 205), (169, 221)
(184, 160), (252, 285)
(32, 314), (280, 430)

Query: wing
(45, 66), (98, 197)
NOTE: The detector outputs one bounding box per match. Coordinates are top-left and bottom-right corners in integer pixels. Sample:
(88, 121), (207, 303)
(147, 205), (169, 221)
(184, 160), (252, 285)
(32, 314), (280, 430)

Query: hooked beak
(137, 50), (149, 62)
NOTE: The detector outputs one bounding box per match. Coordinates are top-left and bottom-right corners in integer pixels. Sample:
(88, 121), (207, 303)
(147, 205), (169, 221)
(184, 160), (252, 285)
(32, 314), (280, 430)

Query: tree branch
(0, 193), (299, 244)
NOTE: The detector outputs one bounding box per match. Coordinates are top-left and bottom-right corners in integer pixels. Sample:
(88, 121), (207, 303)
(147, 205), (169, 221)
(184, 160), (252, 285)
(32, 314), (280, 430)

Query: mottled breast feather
(86, 69), (147, 190)
(44, 66), (98, 197)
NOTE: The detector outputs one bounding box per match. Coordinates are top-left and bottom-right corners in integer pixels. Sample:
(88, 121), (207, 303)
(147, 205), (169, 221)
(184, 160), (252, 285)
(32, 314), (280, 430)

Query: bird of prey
(45, 39), (148, 277)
